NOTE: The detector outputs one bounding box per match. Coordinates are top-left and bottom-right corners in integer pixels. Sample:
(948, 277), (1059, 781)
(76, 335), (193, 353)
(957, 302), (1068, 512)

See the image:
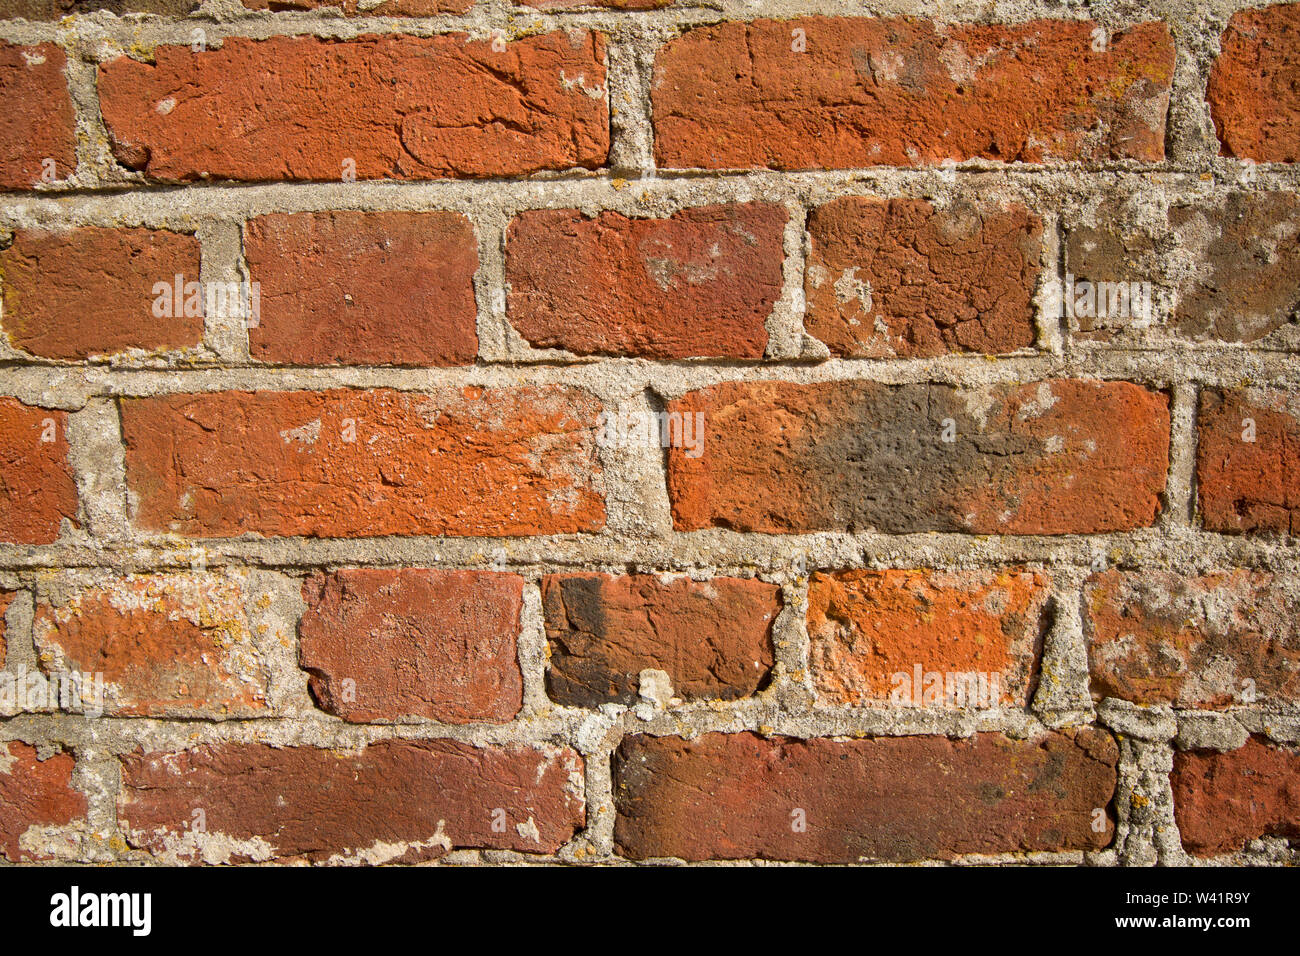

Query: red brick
(1087, 569), (1300, 709)
(240, 0), (469, 13)
(119, 740), (584, 863)
(541, 573), (779, 706)
(653, 18), (1173, 170)
(121, 387), (605, 538)
(614, 730), (1117, 862)
(0, 43), (76, 190)
(98, 34), (608, 182)
(245, 211), (478, 367)
(1198, 388), (1299, 535)
(805, 198), (1041, 357)
(1173, 737), (1300, 856)
(32, 574), (270, 719)
(807, 569), (1048, 707)
(299, 569), (524, 723)
(507, 204), (786, 359)
(1, 227), (203, 360)
(667, 379), (1169, 535)
(0, 742), (86, 862)
(1208, 4), (1300, 162)
(0, 399), (77, 545)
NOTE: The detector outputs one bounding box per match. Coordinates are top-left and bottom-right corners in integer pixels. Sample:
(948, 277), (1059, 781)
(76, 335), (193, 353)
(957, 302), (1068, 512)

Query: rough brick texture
(805, 198), (1042, 357)
(0, 42), (76, 190)
(119, 741), (584, 863)
(1, 227), (204, 360)
(0, 399), (76, 544)
(244, 211), (478, 366)
(667, 380), (1169, 534)
(98, 34), (609, 182)
(299, 569), (524, 723)
(1198, 388), (1300, 535)
(614, 730), (1118, 862)
(653, 18), (1173, 170)
(121, 387), (605, 538)
(1173, 737), (1300, 857)
(1086, 569), (1300, 708)
(32, 574), (269, 718)
(542, 573), (779, 706)
(0, 742), (86, 862)
(2, 0), (1298, 870)
(507, 204), (786, 358)
(1208, 4), (1300, 162)
(807, 569), (1048, 707)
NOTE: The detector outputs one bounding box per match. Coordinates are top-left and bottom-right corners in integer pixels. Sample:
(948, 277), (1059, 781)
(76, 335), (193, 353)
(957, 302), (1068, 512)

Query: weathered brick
(1064, 192), (1300, 344)
(805, 198), (1041, 357)
(507, 204), (786, 359)
(1173, 737), (1300, 856)
(299, 569), (524, 723)
(614, 730), (1117, 862)
(0, 0), (196, 17)
(653, 18), (1173, 170)
(240, 0), (469, 13)
(1087, 569), (1300, 708)
(0, 42), (76, 190)
(523, 0), (664, 8)
(541, 573), (779, 706)
(667, 379), (1169, 535)
(98, 34), (608, 182)
(0, 399), (77, 545)
(807, 569), (1048, 707)
(1198, 388), (1300, 535)
(119, 740), (584, 863)
(121, 387), (606, 538)
(1208, 4), (1300, 162)
(32, 573), (270, 719)
(245, 211), (478, 367)
(1, 227), (203, 360)
(0, 742), (86, 863)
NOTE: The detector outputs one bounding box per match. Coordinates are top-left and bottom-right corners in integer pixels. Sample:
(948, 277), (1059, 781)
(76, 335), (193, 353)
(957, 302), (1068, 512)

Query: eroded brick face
(120, 387), (606, 538)
(0, 42), (76, 190)
(542, 573), (779, 706)
(98, 34), (609, 181)
(614, 730), (1118, 862)
(32, 573), (270, 718)
(667, 380), (1169, 535)
(0, 742), (86, 862)
(804, 198), (1042, 357)
(1209, 4), (1300, 162)
(653, 18), (1173, 170)
(0, 399), (77, 545)
(1198, 388), (1300, 535)
(807, 569), (1048, 708)
(1173, 737), (1300, 857)
(299, 569), (524, 723)
(507, 204), (786, 359)
(0, 227), (204, 360)
(118, 741), (585, 863)
(244, 211), (479, 367)
(1086, 569), (1300, 709)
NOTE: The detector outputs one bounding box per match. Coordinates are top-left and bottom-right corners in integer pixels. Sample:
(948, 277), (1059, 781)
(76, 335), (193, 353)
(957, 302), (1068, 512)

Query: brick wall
(0, 0), (1297, 865)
